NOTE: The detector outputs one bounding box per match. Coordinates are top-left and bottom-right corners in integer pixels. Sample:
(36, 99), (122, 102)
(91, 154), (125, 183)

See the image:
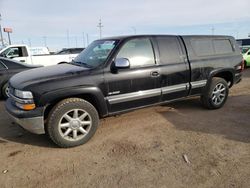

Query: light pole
(0, 13), (4, 47)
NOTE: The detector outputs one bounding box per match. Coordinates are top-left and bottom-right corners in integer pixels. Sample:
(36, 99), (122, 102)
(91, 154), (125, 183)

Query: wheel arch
(208, 68), (235, 88)
(41, 87), (108, 120)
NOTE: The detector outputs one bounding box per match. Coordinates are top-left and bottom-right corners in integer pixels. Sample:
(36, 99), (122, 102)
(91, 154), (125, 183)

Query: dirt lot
(0, 69), (249, 188)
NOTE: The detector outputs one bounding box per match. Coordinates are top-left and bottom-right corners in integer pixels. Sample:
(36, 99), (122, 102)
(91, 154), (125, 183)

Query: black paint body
(6, 35), (243, 119)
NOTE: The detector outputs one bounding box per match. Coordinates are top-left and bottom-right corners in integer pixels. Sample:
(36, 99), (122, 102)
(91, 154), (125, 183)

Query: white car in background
(0, 45), (83, 66)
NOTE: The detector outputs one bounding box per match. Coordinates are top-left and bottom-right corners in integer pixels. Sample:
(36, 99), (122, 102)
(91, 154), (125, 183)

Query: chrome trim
(107, 88), (161, 104)
(162, 83), (189, 94)
(191, 80), (207, 89)
(7, 112), (45, 134)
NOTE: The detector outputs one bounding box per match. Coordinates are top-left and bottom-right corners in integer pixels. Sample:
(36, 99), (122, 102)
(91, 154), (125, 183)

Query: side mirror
(115, 58), (130, 69)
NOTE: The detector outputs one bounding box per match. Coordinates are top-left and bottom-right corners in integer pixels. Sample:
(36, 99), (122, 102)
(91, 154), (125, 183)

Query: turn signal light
(16, 102), (36, 111)
(22, 104), (36, 110)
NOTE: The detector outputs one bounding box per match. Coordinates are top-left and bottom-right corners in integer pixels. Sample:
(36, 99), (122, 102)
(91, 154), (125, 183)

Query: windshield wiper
(71, 60), (93, 68)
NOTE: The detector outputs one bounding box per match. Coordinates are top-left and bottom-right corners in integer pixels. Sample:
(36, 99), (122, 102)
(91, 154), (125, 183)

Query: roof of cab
(98, 34), (233, 41)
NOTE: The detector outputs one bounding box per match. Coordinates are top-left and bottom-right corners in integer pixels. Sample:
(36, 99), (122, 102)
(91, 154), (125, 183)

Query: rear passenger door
(155, 36), (190, 101)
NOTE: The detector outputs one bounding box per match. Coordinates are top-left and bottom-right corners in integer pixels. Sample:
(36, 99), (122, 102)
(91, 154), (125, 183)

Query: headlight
(12, 89), (36, 110)
(14, 89), (33, 99)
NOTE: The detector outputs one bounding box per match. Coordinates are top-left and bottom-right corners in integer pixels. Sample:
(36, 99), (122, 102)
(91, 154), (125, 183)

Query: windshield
(73, 40), (118, 68)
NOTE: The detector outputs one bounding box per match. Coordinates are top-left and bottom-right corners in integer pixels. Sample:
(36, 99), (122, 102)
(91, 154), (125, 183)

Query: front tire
(201, 77), (229, 109)
(1, 83), (10, 99)
(47, 98), (99, 148)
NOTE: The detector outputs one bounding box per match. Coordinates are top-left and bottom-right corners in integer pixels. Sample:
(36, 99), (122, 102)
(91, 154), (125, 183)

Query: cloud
(0, 0), (249, 48)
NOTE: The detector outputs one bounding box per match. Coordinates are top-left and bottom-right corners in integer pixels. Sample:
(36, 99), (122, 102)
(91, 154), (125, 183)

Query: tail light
(236, 59), (245, 72)
(241, 59), (245, 71)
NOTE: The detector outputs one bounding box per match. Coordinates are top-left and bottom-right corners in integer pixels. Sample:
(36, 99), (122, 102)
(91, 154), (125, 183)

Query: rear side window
(156, 36), (183, 64)
(191, 39), (214, 56)
(116, 38), (155, 68)
(191, 38), (234, 57)
(213, 39), (233, 54)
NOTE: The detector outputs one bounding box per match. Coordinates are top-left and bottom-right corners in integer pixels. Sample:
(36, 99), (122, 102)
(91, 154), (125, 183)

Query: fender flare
(207, 68), (235, 87)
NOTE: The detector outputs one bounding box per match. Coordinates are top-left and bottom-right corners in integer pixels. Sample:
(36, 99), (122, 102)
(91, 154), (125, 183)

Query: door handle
(20, 60), (25, 62)
(151, 71), (160, 77)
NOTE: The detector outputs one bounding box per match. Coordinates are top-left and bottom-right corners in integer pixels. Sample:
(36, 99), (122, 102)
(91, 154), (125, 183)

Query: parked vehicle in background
(55, 48), (84, 55)
(5, 35), (243, 147)
(240, 46), (250, 54)
(0, 57), (42, 99)
(243, 49), (250, 67)
(0, 45), (81, 66)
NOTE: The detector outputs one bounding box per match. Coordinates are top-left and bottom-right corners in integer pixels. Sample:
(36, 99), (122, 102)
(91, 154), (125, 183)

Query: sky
(0, 0), (249, 50)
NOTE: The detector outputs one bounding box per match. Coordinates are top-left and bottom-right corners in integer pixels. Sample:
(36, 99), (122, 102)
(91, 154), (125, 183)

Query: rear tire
(201, 77), (229, 109)
(47, 98), (99, 148)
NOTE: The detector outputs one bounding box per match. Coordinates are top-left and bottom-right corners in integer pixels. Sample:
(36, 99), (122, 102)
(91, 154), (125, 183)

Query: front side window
(74, 40), (117, 68)
(116, 38), (155, 68)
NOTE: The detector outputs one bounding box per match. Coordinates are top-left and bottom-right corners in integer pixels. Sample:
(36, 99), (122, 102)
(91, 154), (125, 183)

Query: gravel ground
(0, 69), (249, 188)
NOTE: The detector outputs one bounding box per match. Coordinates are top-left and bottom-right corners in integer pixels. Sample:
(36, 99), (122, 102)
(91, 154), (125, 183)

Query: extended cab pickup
(5, 35), (243, 147)
(0, 45), (82, 66)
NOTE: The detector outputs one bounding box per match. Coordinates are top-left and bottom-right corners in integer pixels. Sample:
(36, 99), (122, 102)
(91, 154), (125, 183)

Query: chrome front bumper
(8, 112), (45, 134)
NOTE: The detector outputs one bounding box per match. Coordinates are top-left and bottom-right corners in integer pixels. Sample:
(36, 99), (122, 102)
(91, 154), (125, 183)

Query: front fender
(38, 86), (108, 117)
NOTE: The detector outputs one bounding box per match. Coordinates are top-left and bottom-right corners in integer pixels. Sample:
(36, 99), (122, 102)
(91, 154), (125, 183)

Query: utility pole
(43, 36), (47, 46)
(28, 38), (31, 47)
(97, 19), (103, 39)
(67, 30), (70, 47)
(0, 13), (4, 47)
(75, 36), (78, 47)
(82, 32), (85, 47)
(86, 33), (89, 46)
(131, 27), (136, 35)
(211, 26), (215, 35)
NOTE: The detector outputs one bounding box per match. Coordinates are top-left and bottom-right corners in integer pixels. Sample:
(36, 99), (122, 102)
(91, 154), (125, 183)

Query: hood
(10, 64), (89, 89)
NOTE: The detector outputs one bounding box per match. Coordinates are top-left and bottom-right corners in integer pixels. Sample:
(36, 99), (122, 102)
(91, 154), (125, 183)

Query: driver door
(105, 37), (161, 113)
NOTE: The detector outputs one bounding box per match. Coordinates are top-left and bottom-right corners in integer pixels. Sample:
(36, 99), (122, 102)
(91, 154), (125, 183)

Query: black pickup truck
(5, 35), (243, 147)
